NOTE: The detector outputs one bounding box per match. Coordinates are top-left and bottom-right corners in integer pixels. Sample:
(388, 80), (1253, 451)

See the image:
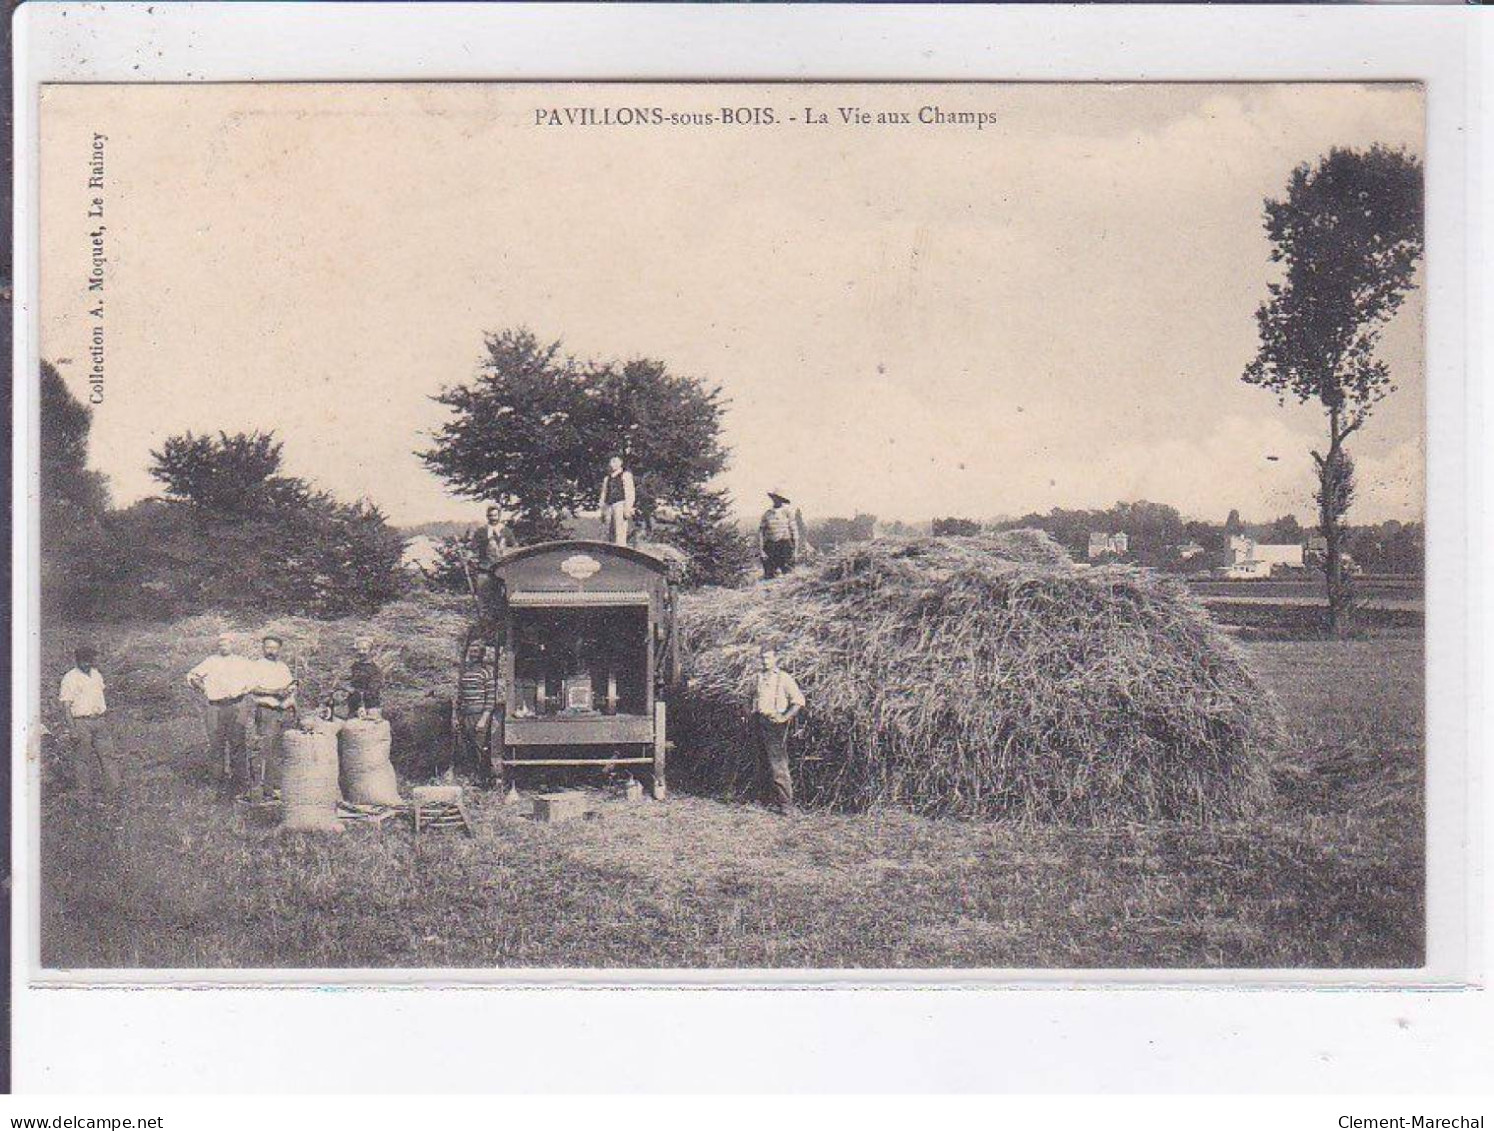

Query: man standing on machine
(597, 455), (636, 546)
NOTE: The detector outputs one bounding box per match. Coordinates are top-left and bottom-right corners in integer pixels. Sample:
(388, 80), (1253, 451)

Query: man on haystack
(750, 646), (806, 815)
(759, 490), (799, 579)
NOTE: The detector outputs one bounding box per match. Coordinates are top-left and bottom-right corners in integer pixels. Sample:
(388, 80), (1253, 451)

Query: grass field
(37, 602), (1424, 970)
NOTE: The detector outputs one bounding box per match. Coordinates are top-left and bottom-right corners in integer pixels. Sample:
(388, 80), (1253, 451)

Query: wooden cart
(475, 540), (681, 799)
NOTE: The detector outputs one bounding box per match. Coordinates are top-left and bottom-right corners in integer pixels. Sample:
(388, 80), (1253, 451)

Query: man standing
(750, 646), (805, 814)
(759, 490), (799, 579)
(470, 504), (514, 622)
(597, 456), (636, 546)
(453, 641), (497, 786)
(57, 644), (120, 798)
(187, 633), (256, 797)
(348, 637), (384, 719)
(249, 634), (297, 800)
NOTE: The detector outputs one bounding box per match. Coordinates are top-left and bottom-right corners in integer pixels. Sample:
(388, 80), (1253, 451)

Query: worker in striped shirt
(759, 489), (799, 579)
(453, 640), (498, 785)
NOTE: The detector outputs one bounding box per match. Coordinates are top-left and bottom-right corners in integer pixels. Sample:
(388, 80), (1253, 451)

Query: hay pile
(675, 533), (1279, 823)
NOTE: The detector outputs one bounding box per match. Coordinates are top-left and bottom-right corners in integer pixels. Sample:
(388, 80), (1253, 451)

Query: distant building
(1224, 559), (1274, 580)
(1224, 536), (1305, 578)
(1176, 541), (1207, 560)
(1087, 532), (1129, 559)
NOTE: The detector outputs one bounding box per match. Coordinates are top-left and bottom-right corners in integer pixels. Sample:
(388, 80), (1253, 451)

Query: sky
(40, 82), (1425, 528)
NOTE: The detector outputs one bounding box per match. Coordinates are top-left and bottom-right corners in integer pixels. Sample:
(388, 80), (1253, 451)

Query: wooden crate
(532, 791), (588, 824)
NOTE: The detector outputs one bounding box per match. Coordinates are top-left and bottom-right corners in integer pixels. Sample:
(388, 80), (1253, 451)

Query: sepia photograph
(32, 80), (1428, 974)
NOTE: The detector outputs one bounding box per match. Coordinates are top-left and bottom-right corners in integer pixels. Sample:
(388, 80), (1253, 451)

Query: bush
(53, 496), (407, 622)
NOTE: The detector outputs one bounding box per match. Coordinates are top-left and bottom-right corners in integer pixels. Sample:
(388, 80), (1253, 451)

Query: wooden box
(532, 791), (588, 824)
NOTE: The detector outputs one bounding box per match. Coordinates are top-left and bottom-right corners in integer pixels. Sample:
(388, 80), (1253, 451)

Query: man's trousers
(207, 698), (251, 788)
(752, 714), (794, 811)
(603, 502), (631, 546)
(253, 704), (294, 791)
(762, 538), (795, 579)
(69, 714), (121, 797)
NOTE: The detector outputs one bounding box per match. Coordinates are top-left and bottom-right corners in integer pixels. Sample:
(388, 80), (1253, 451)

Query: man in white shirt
(187, 633), (258, 797)
(597, 456), (636, 546)
(749, 646), (806, 814)
(58, 644), (119, 798)
(249, 634), (298, 800)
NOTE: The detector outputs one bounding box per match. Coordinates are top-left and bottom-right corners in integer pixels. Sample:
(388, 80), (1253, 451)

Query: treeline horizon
(397, 500), (1425, 577)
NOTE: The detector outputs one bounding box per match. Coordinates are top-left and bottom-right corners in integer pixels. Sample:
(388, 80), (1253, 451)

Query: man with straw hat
(750, 645), (805, 815)
(759, 489), (799, 579)
(187, 632), (257, 797)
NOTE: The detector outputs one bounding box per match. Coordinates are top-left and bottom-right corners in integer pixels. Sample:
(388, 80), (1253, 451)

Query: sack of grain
(339, 718), (403, 807)
(279, 727), (344, 834)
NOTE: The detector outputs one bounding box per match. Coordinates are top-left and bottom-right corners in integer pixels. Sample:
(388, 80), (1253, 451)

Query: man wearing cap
(597, 456), (636, 546)
(187, 634), (257, 796)
(249, 634), (298, 800)
(57, 644), (121, 798)
(759, 490), (799, 579)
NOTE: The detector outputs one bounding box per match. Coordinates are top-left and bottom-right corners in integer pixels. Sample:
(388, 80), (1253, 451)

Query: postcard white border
(11, 1), (1489, 1092)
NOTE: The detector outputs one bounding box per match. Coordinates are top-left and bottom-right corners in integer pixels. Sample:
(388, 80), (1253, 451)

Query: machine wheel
(651, 701), (668, 800)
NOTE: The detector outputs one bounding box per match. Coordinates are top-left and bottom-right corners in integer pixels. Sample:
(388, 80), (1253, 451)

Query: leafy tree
(809, 513), (878, 552)
(40, 361), (112, 619)
(40, 361), (110, 534)
(931, 517), (982, 537)
(51, 428), (413, 621)
(1243, 145), (1423, 633)
(149, 430), (308, 519)
(663, 488), (756, 588)
(1265, 513), (1305, 545)
(1224, 509), (1244, 536)
(421, 329), (734, 551)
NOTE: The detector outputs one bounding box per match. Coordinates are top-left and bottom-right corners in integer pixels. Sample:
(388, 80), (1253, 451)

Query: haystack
(675, 532), (1278, 823)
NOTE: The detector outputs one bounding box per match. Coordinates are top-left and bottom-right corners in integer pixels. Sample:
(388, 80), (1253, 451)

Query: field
(37, 599), (1424, 970)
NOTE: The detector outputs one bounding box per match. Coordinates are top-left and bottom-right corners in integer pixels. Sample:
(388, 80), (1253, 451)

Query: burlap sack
(278, 728), (344, 834)
(338, 718), (403, 807)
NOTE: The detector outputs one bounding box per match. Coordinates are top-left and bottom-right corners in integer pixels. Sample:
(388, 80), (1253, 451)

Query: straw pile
(675, 533), (1279, 823)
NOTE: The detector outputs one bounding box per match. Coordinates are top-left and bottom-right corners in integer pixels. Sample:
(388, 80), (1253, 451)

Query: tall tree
(1242, 145), (1423, 633)
(40, 361), (111, 619)
(421, 329), (736, 553)
(138, 429), (404, 617)
(149, 430), (308, 518)
(39, 360), (110, 534)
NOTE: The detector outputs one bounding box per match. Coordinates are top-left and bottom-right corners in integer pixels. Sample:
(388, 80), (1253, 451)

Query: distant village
(397, 501), (1425, 584)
